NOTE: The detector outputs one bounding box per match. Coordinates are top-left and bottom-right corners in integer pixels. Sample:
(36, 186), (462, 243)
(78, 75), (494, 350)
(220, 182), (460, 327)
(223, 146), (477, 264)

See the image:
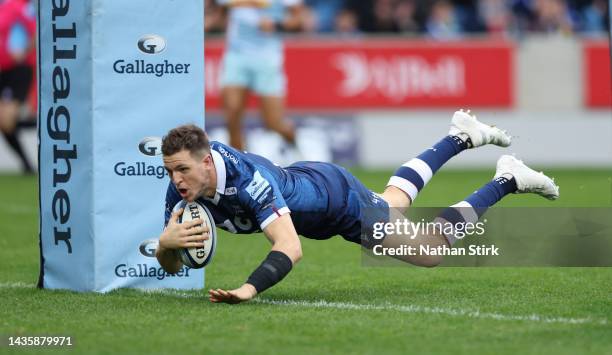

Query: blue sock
(416, 135), (468, 172)
(388, 135), (468, 202)
(464, 176), (517, 217)
(436, 176), (517, 245)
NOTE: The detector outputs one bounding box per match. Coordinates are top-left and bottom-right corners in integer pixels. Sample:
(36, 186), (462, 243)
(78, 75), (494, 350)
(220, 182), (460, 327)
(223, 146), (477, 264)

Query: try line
(1, 282), (607, 326)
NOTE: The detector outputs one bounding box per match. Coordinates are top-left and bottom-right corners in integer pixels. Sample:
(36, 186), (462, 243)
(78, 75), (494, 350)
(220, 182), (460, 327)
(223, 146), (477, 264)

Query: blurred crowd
(205, 0), (609, 38)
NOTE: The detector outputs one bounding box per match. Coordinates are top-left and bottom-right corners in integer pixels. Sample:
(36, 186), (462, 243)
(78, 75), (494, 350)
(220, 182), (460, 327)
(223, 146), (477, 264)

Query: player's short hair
(162, 124), (210, 158)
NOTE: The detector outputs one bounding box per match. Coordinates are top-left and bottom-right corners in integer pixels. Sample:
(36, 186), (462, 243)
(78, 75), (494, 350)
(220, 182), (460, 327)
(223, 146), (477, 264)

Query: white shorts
(219, 51), (286, 97)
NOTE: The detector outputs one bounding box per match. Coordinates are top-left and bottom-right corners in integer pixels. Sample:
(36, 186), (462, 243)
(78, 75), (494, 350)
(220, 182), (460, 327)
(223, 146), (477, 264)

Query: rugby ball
(175, 200), (217, 269)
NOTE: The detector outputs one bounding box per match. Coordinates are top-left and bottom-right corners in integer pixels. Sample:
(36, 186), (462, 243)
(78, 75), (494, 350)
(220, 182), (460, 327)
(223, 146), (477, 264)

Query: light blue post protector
(37, 0), (205, 292)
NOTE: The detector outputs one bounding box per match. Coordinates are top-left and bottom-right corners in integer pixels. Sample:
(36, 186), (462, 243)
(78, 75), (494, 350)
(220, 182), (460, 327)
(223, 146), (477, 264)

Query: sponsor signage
(584, 40), (612, 108)
(38, 0), (205, 292)
(205, 39), (514, 109)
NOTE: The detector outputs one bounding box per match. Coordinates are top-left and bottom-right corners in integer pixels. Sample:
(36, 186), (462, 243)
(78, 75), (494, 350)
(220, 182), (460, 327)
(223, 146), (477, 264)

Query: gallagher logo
(112, 137), (168, 179)
(139, 137), (162, 156)
(113, 35), (190, 77)
(139, 239), (158, 258)
(137, 35), (166, 54)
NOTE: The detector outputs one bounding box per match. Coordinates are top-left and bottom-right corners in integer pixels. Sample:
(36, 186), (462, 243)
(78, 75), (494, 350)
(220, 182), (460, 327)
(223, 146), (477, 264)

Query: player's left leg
(380, 155), (559, 267)
(382, 110), (512, 213)
(435, 155), (559, 246)
(220, 52), (251, 150)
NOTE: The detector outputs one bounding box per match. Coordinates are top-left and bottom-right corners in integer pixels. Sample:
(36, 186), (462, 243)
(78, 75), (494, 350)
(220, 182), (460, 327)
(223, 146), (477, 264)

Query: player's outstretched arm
(262, 213), (303, 263)
(156, 208), (209, 274)
(209, 214), (302, 304)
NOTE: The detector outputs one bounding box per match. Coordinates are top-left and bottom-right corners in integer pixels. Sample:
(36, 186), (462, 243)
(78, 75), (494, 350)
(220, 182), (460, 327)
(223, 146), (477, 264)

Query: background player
(217, 0), (304, 154)
(0, 0), (35, 174)
(156, 110), (559, 304)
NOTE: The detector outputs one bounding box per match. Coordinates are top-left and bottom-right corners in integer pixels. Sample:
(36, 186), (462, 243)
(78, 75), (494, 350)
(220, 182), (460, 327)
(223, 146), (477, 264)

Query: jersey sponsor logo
(245, 171), (270, 201)
(217, 145), (239, 164)
(257, 186), (272, 204)
(225, 187), (237, 195)
(137, 34), (166, 54)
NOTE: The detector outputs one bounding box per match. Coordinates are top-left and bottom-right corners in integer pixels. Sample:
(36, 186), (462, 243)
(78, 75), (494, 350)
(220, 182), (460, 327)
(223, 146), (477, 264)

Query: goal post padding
(38, 0), (205, 291)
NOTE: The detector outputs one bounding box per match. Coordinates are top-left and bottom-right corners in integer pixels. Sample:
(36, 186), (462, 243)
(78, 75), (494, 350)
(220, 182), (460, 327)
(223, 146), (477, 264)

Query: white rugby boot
(449, 109), (512, 148)
(494, 155), (560, 200)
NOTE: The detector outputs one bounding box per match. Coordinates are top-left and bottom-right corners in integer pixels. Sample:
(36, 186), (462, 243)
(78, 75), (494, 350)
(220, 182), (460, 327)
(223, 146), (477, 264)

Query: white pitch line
(1, 282), (607, 326)
(0, 204), (37, 215)
(253, 298), (609, 326)
(0, 281), (36, 289)
(131, 289), (611, 326)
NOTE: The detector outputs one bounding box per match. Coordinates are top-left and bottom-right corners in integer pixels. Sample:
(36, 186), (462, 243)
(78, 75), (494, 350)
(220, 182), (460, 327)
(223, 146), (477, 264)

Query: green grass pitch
(1, 169), (611, 354)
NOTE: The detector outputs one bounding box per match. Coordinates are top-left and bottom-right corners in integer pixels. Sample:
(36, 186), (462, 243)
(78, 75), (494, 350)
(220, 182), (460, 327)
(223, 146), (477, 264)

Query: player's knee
(279, 239), (303, 264)
(289, 245), (303, 264)
(381, 187), (412, 211)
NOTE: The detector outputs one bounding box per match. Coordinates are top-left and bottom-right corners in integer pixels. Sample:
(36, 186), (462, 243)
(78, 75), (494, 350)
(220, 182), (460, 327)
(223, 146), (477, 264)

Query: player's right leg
(380, 155), (559, 267)
(222, 86), (249, 150)
(259, 95), (296, 145)
(220, 52), (251, 150)
(382, 110), (512, 213)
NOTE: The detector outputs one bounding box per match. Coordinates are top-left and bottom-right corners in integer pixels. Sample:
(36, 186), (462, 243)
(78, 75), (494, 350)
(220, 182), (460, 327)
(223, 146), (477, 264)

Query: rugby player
(156, 110), (559, 304)
(217, 0), (303, 153)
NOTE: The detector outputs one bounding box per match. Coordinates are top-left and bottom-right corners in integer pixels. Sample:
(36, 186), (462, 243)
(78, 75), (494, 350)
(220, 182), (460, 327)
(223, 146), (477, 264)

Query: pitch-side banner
(38, 0), (205, 291)
(583, 40), (612, 108)
(205, 39), (513, 109)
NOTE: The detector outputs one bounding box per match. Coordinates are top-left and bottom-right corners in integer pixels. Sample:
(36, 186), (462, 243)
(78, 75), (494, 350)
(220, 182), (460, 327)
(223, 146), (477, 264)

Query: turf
(1, 170), (611, 355)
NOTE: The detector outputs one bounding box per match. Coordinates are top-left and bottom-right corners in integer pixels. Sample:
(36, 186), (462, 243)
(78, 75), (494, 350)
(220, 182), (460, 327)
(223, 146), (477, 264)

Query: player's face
(163, 149), (214, 202)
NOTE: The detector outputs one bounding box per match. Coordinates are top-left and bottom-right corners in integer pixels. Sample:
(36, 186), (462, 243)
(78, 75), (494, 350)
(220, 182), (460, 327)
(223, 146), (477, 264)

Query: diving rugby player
(156, 110), (559, 304)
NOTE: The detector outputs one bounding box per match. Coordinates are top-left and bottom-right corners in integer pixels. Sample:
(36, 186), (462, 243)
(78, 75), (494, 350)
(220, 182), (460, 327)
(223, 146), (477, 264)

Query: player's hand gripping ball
(176, 201), (217, 268)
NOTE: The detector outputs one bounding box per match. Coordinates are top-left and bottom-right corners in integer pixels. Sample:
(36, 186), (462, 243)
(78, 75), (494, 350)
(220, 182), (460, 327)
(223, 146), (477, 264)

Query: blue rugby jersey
(164, 142), (371, 240)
